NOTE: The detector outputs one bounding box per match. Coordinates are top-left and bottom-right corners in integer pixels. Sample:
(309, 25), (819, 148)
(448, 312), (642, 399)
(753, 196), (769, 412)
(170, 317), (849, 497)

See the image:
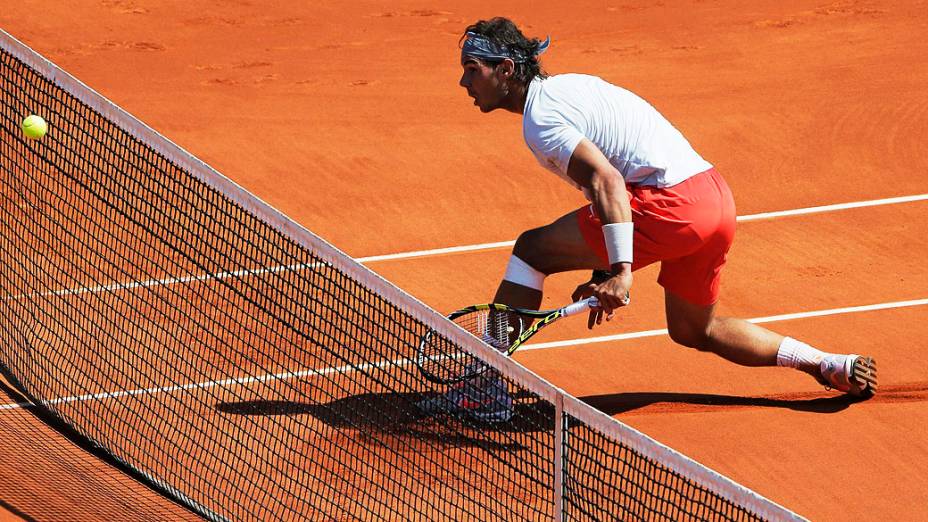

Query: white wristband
(602, 222), (633, 265)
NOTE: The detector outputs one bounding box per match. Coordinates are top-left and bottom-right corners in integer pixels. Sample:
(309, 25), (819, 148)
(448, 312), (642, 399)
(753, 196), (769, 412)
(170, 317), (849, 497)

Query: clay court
(1, 1), (927, 520)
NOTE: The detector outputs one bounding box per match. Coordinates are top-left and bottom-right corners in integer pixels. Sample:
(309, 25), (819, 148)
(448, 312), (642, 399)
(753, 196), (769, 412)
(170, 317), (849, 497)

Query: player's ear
(498, 58), (515, 78)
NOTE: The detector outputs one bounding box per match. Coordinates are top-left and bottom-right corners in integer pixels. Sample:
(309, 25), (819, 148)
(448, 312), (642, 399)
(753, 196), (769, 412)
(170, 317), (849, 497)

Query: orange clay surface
(2, 0), (928, 520)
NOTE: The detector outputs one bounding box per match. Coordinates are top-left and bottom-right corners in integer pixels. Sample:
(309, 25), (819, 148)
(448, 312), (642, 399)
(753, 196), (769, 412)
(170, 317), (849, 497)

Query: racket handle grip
(561, 297), (600, 317)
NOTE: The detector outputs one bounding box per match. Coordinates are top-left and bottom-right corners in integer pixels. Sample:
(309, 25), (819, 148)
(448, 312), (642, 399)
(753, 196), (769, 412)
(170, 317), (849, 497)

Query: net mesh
(0, 31), (803, 522)
(562, 414), (764, 522)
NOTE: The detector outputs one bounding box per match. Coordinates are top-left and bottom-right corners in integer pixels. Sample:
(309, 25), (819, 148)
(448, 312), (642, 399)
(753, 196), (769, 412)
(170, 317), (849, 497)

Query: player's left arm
(565, 138), (633, 321)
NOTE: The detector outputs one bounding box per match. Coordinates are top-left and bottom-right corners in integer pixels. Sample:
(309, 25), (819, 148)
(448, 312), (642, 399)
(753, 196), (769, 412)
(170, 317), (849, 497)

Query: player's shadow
(216, 391), (556, 451)
(578, 391), (867, 416)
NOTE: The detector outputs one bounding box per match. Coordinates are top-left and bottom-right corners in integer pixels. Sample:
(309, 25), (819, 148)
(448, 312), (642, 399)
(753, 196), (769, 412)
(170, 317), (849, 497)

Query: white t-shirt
(522, 74), (712, 195)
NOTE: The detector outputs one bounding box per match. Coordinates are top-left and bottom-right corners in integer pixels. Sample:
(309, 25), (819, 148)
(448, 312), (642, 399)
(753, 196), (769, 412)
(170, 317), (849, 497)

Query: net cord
(554, 393), (565, 521)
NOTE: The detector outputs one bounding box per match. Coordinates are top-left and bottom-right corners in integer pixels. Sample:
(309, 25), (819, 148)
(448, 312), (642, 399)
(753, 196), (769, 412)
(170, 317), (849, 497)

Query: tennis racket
(416, 296), (601, 385)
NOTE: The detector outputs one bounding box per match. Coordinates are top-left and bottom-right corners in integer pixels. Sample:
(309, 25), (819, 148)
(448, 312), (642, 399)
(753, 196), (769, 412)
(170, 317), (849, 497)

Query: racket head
(416, 305), (525, 385)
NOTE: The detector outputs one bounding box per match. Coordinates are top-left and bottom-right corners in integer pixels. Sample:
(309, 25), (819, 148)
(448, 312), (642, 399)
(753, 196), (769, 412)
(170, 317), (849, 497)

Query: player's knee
(512, 228), (550, 273)
(667, 323), (711, 351)
(504, 232), (548, 292)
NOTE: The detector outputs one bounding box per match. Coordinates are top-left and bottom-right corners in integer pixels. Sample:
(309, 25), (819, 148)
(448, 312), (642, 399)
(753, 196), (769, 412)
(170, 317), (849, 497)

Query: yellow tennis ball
(22, 114), (48, 140)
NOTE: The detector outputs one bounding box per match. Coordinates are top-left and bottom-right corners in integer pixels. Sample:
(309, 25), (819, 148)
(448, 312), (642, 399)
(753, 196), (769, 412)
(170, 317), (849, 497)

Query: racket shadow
(579, 390), (868, 416)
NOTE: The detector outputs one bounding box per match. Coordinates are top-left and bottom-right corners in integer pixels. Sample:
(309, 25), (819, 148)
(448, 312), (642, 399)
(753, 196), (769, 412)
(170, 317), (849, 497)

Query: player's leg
(493, 208), (605, 310)
(654, 168), (877, 395)
(664, 290), (878, 395)
(659, 234), (880, 395)
(663, 291), (781, 366)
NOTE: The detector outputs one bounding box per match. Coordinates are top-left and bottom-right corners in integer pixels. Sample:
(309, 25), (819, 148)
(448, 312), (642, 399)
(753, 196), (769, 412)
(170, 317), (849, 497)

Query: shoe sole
(415, 395), (454, 416)
(851, 356), (878, 396)
(469, 407), (514, 424)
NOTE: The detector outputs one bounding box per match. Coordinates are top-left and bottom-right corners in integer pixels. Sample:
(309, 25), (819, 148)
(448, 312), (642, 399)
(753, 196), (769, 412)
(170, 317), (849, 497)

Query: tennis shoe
(457, 370), (513, 423)
(415, 371), (513, 423)
(817, 354), (877, 397)
(415, 393), (456, 416)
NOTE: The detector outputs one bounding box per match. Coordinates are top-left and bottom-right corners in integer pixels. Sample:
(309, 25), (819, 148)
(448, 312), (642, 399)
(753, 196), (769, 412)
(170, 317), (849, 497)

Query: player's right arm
(564, 138), (633, 320)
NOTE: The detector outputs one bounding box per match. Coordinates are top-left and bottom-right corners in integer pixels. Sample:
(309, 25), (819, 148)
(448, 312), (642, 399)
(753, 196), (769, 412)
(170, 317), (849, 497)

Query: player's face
(459, 57), (505, 113)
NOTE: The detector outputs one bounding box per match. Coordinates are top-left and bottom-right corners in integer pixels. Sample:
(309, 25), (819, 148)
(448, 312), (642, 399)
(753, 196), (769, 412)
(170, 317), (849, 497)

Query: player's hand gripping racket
(416, 296), (601, 385)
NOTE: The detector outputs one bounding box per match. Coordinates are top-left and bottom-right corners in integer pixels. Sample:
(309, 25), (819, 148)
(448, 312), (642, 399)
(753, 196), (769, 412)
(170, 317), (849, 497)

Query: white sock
(776, 337), (829, 371)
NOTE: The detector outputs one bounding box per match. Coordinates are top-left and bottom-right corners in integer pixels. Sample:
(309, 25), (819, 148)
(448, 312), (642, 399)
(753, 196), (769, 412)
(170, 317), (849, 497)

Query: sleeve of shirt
(525, 121), (585, 175)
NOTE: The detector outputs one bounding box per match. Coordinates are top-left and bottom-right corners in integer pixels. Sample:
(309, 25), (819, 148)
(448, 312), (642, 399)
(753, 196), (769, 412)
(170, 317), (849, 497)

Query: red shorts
(577, 168), (736, 306)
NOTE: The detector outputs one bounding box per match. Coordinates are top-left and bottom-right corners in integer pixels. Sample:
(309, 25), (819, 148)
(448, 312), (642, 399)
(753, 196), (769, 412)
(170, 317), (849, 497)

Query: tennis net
(0, 29), (805, 521)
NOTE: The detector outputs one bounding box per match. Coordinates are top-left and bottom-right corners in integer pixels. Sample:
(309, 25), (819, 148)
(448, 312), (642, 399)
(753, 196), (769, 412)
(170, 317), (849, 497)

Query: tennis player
(456, 17), (877, 399)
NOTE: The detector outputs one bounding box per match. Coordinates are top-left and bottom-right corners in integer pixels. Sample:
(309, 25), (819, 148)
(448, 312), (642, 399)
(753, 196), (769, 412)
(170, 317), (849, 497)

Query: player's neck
(501, 82), (528, 115)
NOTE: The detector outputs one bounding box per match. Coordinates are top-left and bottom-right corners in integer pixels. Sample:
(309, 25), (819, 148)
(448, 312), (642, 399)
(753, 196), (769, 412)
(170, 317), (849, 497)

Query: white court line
(3, 297), (925, 412)
(521, 298), (928, 351)
(5, 263), (311, 301)
(357, 193), (928, 263)
(0, 354), (415, 412)
(8, 193), (926, 302)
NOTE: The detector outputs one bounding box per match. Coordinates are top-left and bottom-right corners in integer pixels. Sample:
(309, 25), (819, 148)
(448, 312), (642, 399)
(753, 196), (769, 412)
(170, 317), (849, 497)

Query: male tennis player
(444, 17), (877, 417)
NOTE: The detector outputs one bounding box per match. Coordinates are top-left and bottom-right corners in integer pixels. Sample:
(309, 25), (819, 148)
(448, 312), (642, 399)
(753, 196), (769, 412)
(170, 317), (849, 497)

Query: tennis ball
(22, 114), (48, 140)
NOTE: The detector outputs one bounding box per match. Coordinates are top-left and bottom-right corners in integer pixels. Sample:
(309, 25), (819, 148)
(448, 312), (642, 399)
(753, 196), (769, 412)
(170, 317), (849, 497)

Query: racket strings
(455, 309), (521, 377)
(416, 309), (522, 384)
(466, 309), (515, 352)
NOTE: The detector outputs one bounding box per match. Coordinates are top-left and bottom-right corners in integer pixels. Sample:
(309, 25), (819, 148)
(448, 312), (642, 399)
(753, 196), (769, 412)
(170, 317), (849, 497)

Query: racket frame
(416, 297), (598, 385)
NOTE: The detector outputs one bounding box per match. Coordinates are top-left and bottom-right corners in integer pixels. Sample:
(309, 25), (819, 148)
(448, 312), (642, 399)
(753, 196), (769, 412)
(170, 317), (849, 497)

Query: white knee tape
(503, 255), (545, 291)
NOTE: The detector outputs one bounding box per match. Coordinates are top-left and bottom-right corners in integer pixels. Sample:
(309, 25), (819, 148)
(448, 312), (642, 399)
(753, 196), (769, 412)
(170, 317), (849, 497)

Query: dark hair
(461, 17), (548, 84)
